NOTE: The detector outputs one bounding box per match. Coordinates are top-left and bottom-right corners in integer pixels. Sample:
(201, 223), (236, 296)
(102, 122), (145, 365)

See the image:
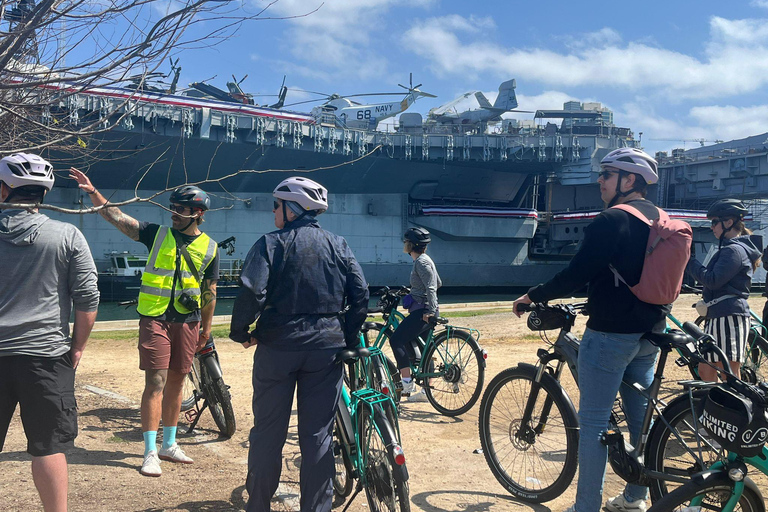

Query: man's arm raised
(69, 167), (140, 241)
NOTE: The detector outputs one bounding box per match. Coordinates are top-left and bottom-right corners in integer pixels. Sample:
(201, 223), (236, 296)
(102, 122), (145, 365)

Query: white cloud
(751, 0), (768, 9)
(402, 15), (768, 100)
(563, 27), (622, 51)
(688, 104), (768, 141)
(255, 0), (435, 81)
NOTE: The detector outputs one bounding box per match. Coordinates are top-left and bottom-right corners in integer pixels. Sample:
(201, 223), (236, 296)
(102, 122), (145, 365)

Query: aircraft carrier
(34, 80), (768, 298)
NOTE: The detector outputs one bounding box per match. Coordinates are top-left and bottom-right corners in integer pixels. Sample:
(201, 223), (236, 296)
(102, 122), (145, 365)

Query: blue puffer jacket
(229, 216), (369, 350)
(686, 235), (761, 318)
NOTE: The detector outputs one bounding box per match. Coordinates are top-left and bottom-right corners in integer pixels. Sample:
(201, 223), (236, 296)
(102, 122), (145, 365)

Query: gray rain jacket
(0, 209), (99, 357)
(686, 235), (762, 318)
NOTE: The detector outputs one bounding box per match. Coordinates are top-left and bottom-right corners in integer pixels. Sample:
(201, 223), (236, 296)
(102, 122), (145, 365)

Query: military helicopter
(286, 74), (436, 129)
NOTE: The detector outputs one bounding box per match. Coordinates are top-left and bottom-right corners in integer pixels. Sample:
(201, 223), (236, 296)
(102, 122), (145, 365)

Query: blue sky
(165, 0), (768, 155)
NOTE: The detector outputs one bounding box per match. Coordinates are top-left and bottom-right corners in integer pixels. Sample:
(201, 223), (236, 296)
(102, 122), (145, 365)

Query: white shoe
(604, 493), (647, 512)
(564, 506), (576, 512)
(140, 451), (162, 477)
(401, 379), (417, 395)
(158, 443), (194, 464)
(407, 388), (429, 402)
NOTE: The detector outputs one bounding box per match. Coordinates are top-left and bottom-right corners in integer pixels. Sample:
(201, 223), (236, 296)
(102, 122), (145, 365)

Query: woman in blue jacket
(686, 199), (761, 381)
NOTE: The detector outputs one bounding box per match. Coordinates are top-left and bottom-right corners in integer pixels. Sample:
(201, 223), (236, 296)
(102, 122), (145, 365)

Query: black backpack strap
(172, 230), (201, 284)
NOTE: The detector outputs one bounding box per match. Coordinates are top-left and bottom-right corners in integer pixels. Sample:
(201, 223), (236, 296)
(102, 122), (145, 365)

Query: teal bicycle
(365, 286), (487, 417)
(647, 335), (768, 512)
(332, 335), (411, 512)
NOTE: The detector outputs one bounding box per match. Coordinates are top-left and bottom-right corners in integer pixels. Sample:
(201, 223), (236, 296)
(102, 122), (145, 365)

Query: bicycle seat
(336, 347), (371, 363)
(360, 322), (379, 333)
(367, 307), (383, 314)
(428, 316), (449, 327)
(642, 330), (692, 350)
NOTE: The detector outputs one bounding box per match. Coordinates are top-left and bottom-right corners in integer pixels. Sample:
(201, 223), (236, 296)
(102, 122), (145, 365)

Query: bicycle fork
(518, 356), (567, 443)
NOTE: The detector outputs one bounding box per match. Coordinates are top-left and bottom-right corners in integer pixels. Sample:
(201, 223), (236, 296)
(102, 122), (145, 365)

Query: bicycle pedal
(675, 356), (689, 367)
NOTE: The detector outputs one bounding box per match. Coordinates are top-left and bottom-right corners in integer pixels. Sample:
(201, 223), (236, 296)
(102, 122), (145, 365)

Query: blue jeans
(574, 328), (659, 512)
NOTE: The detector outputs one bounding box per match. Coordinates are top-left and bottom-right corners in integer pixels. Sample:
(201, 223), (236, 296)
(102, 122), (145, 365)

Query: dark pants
(246, 344), (342, 512)
(389, 312), (430, 370)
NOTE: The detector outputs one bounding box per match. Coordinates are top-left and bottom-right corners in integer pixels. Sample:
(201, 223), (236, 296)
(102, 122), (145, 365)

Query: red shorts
(138, 317), (199, 373)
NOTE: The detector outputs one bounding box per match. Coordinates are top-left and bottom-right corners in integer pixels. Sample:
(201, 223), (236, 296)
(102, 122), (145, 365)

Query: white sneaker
(140, 451), (162, 477)
(407, 388), (429, 402)
(564, 506), (576, 512)
(604, 493), (647, 512)
(158, 443), (194, 464)
(401, 379), (417, 395)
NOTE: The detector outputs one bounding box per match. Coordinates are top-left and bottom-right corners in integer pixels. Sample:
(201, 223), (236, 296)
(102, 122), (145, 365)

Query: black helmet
(707, 199), (748, 220)
(403, 227), (431, 246)
(170, 185), (210, 211)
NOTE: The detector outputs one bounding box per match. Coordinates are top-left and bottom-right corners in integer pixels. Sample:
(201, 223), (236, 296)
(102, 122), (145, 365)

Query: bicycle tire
(332, 422), (353, 507)
(648, 471), (764, 512)
(645, 389), (720, 501)
(423, 329), (484, 416)
(201, 364), (236, 438)
(180, 357), (202, 411)
(743, 331), (768, 384)
(361, 405), (410, 512)
(478, 365), (579, 503)
(368, 354), (400, 428)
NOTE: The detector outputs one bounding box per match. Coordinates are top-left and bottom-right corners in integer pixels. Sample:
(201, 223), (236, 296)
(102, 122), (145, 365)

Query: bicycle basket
(697, 385), (768, 457)
(527, 307), (571, 331)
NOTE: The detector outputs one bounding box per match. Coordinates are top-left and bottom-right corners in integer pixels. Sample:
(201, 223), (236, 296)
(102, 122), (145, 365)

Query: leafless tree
(0, 0), (307, 156)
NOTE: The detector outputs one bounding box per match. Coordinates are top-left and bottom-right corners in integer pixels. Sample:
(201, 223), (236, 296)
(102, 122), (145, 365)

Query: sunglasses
(169, 204), (190, 214)
(710, 218), (721, 226)
(598, 170), (618, 180)
(273, 200), (281, 211)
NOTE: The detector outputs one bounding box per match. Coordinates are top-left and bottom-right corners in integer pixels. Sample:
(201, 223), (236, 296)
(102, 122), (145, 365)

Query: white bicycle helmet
(0, 153), (55, 191)
(600, 148), (658, 185)
(273, 176), (328, 213)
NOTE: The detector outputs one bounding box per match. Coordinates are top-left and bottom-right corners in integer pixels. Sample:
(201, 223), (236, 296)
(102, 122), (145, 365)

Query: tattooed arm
(198, 279), (218, 350)
(69, 167), (140, 241)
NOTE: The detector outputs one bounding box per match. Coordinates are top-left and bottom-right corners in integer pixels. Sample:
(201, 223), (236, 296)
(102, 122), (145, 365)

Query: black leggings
(389, 312), (430, 370)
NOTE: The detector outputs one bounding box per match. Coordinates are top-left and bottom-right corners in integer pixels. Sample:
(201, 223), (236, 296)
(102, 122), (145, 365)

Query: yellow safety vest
(137, 226), (217, 317)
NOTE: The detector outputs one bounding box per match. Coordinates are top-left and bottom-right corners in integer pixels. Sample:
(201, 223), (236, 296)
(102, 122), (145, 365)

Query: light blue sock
(162, 426), (177, 449)
(143, 431), (157, 456)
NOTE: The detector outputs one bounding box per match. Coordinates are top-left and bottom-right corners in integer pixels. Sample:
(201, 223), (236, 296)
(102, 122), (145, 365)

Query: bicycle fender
(372, 404), (409, 483)
(514, 362), (578, 424)
(202, 353), (223, 381)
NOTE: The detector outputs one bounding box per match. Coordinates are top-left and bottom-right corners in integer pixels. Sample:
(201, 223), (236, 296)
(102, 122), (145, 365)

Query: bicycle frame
(369, 306), (481, 382)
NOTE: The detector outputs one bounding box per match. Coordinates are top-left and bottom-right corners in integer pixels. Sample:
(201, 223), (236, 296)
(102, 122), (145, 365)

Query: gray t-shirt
(0, 210), (100, 357)
(410, 253), (442, 315)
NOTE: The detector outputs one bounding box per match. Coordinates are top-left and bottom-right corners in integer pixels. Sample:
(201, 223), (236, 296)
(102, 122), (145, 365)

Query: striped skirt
(703, 314), (750, 363)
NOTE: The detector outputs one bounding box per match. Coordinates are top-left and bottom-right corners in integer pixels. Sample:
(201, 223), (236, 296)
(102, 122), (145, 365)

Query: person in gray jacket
(686, 199), (761, 381)
(389, 227), (442, 401)
(0, 153), (99, 512)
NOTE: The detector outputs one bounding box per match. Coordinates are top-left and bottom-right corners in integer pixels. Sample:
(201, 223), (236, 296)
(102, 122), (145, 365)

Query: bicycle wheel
(201, 364), (237, 438)
(180, 357), (202, 411)
(423, 329), (484, 416)
(648, 472), (764, 512)
(368, 354), (400, 427)
(332, 422), (353, 506)
(478, 365), (579, 503)
(361, 406), (410, 512)
(646, 389), (721, 501)
(742, 330), (768, 384)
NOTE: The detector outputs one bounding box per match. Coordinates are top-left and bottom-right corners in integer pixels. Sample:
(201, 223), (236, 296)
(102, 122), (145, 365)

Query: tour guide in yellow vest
(138, 226), (216, 316)
(68, 170), (220, 478)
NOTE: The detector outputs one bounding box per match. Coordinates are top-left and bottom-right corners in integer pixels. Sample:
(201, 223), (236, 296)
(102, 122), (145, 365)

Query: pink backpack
(609, 204), (692, 305)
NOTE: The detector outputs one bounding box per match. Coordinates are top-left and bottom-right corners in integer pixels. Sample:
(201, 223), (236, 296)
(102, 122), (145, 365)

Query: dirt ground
(1, 294), (765, 512)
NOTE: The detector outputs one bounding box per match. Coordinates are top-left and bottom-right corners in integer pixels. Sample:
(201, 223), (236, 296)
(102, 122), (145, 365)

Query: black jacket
(229, 217), (369, 350)
(527, 199), (670, 333)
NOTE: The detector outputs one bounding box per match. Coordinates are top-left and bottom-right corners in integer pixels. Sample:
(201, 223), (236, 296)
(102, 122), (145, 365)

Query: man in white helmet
(0, 154), (99, 511)
(513, 148), (677, 512)
(230, 176), (369, 512)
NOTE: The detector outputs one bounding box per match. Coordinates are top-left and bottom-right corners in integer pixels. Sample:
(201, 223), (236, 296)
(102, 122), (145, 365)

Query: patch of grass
(442, 308), (515, 319)
(105, 435), (130, 444)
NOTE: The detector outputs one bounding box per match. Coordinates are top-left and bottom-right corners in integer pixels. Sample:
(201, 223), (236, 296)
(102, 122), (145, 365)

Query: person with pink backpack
(513, 148), (691, 512)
